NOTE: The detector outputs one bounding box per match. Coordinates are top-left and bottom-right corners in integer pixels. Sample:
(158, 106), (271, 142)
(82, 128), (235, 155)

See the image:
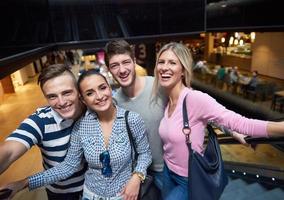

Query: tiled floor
(0, 77), (47, 199)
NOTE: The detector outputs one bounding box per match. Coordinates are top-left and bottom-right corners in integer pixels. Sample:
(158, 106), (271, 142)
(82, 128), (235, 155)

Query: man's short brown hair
(104, 39), (135, 67)
(38, 64), (77, 90)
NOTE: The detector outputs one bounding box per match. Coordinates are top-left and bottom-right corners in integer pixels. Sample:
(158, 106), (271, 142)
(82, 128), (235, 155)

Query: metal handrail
(217, 136), (284, 145)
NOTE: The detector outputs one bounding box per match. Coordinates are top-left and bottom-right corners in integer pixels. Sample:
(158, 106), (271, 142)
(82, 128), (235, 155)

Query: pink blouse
(159, 87), (268, 177)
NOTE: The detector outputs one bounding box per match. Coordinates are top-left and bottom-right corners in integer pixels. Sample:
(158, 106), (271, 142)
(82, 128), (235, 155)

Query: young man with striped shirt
(0, 64), (86, 200)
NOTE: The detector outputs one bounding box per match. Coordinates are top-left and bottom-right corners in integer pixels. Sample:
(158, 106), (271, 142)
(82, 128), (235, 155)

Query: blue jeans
(148, 170), (163, 200)
(162, 164), (189, 200)
(149, 170), (163, 191)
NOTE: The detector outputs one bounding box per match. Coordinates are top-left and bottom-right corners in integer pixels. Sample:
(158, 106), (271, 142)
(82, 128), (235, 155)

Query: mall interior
(0, 0), (284, 199)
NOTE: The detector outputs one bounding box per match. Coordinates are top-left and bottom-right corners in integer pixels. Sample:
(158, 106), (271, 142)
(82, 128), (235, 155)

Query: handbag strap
(182, 95), (191, 144)
(124, 110), (137, 171)
(182, 95), (218, 146)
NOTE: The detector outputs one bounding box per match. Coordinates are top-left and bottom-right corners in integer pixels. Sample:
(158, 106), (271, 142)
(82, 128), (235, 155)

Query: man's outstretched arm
(0, 141), (28, 174)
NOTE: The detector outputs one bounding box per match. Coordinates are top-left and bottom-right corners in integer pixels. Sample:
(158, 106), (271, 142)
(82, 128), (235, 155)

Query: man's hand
(0, 178), (28, 200)
(0, 188), (12, 199)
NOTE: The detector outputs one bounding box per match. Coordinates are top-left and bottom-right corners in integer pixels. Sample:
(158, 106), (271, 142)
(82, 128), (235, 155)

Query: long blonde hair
(152, 42), (193, 96)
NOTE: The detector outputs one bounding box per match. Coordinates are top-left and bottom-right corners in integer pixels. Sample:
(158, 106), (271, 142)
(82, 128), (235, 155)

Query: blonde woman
(152, 42), (284, 200)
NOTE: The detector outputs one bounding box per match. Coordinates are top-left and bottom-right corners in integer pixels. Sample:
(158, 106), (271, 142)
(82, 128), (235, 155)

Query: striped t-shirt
(6, 106), (86, 194)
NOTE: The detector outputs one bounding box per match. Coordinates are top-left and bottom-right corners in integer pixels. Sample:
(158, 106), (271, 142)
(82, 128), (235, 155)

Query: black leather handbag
(125, 111), (157, 200)
(182, 96), (228, 200)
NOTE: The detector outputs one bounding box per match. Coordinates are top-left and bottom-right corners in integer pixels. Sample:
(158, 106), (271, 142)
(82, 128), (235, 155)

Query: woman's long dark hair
(77, 69), (109, 94)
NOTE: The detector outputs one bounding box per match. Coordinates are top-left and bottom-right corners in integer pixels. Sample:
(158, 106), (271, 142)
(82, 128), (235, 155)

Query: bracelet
(132, 172), (145, 183)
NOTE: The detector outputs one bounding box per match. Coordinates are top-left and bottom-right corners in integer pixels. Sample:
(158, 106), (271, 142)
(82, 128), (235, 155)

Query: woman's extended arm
(28, 124), (84, 190)
(267, 121), (284, 137)
(190, 91), (268, 138)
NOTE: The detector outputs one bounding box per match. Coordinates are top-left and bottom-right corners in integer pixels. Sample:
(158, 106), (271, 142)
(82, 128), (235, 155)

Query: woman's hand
(120, 174), (141, 200)
(0, 178), (28, 200)
(231, 131), (249, 146)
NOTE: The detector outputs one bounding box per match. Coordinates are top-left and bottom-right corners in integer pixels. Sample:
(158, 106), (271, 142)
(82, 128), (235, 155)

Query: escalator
(221, 177), (284, 200)
(217, 136), (284, 200)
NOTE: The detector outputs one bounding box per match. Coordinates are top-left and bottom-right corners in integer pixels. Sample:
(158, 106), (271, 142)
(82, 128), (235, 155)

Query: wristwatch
(132, 172), (145, 183)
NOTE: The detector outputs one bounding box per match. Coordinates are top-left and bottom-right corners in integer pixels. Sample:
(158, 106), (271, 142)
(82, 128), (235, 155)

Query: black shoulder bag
(182, 96), (228, 200)
(125, 111), (156, 200)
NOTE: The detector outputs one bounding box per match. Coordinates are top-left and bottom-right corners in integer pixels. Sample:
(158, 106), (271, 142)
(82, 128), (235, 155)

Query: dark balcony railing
(214, 133), (284, 189)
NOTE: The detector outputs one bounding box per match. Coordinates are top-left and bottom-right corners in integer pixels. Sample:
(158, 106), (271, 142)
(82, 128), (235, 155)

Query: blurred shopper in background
(135, 64), (148, 76)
